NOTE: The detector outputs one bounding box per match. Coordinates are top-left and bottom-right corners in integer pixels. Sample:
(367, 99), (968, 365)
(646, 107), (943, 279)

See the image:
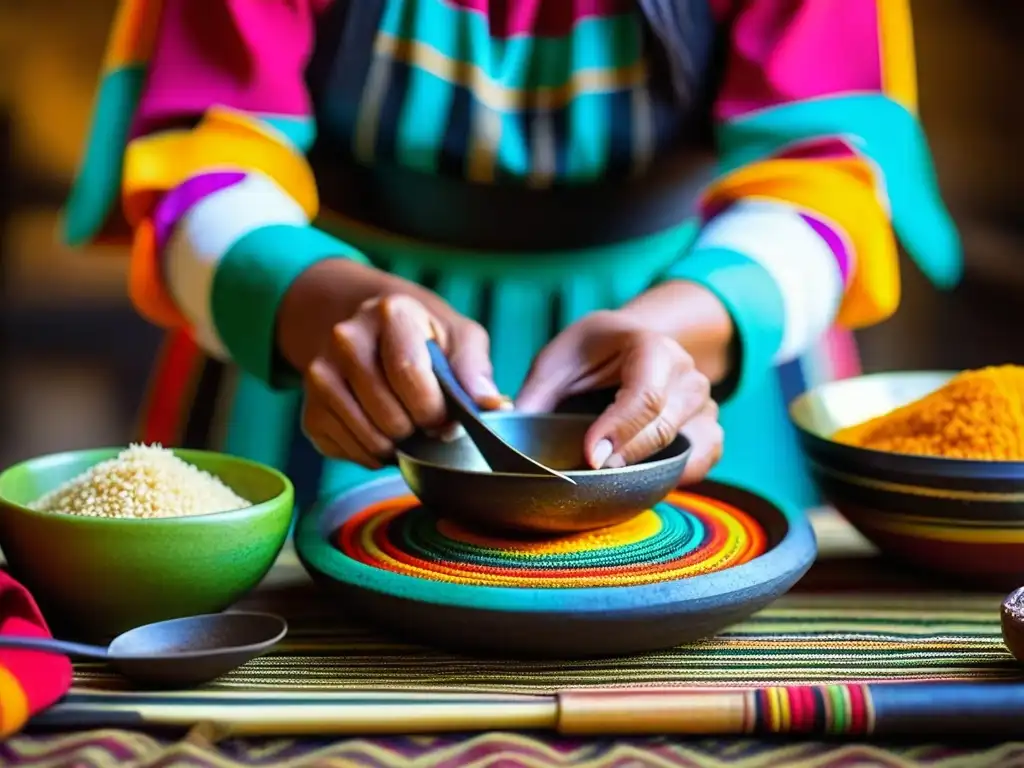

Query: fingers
(301, 399), (383, 470)
(518, 313), (626, 414)
(447, 321), (507, 410)
(332, 314), (418, 440)
(302, 293), (504, 466)
(377, 296), (447, 427)
(584, 335), (709, 468)
(516, 337), (579, 414)
(305, 358), (392, 459)
(679, 400), (724, 484)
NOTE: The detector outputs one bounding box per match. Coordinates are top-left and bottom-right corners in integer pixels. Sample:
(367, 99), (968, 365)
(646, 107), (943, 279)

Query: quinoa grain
(29, 444), (252, 519)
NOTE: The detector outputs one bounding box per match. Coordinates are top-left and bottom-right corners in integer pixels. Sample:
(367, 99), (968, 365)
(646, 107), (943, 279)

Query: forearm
(158, 170), (370, 386)
(622, 200), (844, 387)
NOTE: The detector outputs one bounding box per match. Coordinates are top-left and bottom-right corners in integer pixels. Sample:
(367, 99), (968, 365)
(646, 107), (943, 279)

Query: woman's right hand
(278, 260), (506, 468)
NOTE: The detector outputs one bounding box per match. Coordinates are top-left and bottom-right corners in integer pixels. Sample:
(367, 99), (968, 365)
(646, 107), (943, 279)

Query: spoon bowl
(0, 611), (287, 688)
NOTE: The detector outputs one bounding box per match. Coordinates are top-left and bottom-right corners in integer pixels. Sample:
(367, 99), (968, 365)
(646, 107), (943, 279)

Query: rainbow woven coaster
(296, 476), (816, 657)
(336, 491), (768, 588)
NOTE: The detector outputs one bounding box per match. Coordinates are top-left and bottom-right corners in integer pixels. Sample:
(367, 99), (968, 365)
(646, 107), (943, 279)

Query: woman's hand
(278, 259), (506, 468)
(516, 309), (724, 483)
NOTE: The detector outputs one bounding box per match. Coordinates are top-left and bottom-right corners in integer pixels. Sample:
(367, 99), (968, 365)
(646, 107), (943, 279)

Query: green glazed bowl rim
(0, 447), (294, 526)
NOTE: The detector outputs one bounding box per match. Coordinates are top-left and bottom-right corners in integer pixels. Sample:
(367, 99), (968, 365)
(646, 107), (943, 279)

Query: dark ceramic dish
(396, 412), (691, 534)
(791, 371), (1024, 588)
(295, 475), (816, 658)
(0, 448), (294, 640)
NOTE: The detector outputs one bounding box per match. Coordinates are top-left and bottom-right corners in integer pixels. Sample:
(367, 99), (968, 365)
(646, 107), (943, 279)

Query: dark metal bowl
(395, 412), (691, 534)
(790, 371), (1024, 589)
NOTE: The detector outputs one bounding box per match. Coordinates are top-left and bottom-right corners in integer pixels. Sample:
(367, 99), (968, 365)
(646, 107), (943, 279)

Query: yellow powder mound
(29, 444), (252, 518)
(834, 365), (1024, 460)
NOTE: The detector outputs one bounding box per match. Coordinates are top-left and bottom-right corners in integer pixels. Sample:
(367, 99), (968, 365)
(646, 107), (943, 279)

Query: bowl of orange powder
(790, 367), (1024, 588)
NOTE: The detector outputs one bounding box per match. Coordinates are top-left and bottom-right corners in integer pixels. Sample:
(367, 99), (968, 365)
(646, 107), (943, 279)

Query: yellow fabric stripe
(122, 107), (320, 223)
(375, 33), (648, 113)
(876, 0), (918, 112)
(102, 0), (165, 71)
(703, 158), (898, 329)
(0, 665), (29, 737)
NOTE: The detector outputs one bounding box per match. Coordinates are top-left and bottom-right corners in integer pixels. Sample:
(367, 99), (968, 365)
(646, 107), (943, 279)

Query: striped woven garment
(347, 0), (695, 185)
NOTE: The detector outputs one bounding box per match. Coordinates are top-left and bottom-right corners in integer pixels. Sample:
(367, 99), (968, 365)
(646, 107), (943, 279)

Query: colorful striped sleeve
(665, 0), (961, 382)
(70, 0), (367, 386)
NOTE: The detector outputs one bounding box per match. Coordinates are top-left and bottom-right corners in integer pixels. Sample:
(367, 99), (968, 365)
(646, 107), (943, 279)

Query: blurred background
(0, 1), (1020, 466)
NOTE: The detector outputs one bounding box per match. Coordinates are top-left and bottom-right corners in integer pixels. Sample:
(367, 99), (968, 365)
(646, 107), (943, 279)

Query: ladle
(424, 340), (574, 484)
(0, 611), (287, 687)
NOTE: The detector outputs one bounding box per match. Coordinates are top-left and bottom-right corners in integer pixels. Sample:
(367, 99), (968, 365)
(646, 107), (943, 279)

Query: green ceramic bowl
(0, 448), (293, 640)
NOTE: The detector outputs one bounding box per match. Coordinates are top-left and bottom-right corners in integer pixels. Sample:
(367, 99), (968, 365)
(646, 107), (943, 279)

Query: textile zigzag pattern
(5, 731), (1024, 768)
(336, 491), (767, 587)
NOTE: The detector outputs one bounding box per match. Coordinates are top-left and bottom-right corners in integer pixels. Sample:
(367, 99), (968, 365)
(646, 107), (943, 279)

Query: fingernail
(591, 439), (613, 468)
(604, 453), (626, 469)
(441, 423), (465, 443)
(497, 395), (514, 411)
(475, 376), (500, 397)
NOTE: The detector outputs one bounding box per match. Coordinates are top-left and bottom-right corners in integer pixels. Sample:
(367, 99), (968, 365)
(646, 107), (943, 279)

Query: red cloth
(0, 571), (72, 738)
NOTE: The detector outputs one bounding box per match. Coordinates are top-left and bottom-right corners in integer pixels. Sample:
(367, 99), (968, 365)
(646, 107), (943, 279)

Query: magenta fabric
(800, 212), (852, 283)
(152, 172), (247, 253)
(714, 0), (882, 121)
(131, 0), (320, 137)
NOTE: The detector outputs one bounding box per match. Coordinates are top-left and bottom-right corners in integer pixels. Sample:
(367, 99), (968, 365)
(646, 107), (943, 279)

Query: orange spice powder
(833, 365), (1024, 460)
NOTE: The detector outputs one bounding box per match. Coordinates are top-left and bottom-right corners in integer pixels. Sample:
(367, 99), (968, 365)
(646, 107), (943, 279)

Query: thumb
(446, 322), (508, 410)
(515, 343), (577, 414)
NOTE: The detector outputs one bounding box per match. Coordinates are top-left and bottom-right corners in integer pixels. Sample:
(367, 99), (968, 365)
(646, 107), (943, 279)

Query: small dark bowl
(395, 412), (691, 534)
(791, 371), (1024, 589)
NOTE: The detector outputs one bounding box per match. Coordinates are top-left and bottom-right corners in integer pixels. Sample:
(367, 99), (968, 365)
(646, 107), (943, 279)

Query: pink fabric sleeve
(131, 0), (321, 137)
(712, 0), (884, 123)
(684, 0), (896, 362)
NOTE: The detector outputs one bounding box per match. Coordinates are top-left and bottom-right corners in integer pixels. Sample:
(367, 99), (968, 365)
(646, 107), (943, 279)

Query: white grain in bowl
(28, 444), (252, 519)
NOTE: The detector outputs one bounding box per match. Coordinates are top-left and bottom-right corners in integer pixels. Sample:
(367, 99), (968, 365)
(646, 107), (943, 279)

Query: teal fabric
(223, 379), (302, 474)
(717, 94), (962, 291)
(259, 115), (318, 153)
(62, 66), (145, 246)
(210, 223), (369, 388)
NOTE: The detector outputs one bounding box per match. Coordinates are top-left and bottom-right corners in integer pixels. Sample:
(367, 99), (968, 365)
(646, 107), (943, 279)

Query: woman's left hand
(516, 309), (723, 482)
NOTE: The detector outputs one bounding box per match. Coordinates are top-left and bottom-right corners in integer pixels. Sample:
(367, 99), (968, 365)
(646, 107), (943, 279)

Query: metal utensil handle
(0, 635), (109, 660)
(425, 340), (481, 417)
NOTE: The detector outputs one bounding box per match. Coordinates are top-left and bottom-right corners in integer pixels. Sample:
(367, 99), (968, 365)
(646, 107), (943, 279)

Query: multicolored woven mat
(7, 510), (1024, 764)
(21, 511), (1017, 727)
(336, 490), (768, 588)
